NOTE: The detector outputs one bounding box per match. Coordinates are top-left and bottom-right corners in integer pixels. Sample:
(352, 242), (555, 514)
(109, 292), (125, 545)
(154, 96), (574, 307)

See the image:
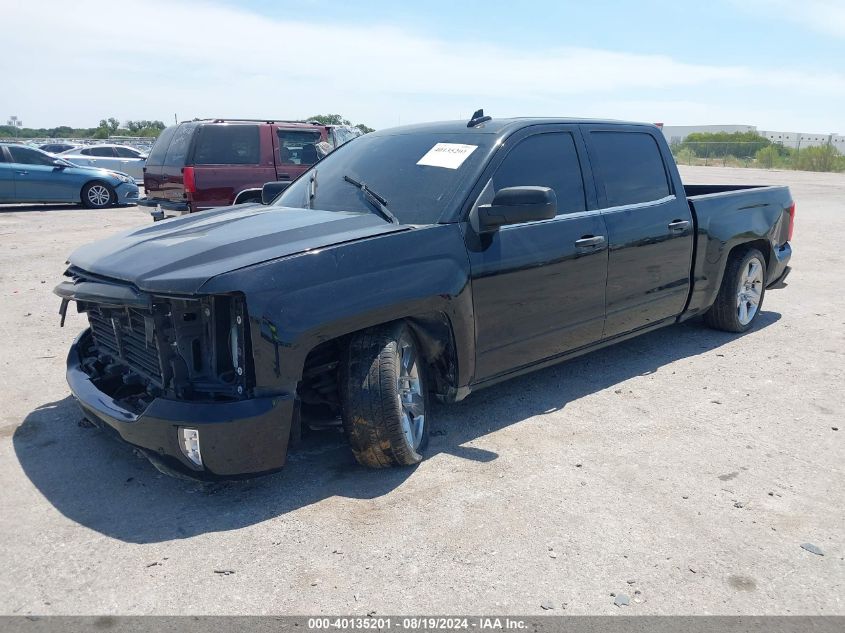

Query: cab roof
(370, 117), (658, 138)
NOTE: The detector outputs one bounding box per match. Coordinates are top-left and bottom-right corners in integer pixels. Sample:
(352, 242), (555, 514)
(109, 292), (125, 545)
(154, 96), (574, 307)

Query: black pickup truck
(55, 113), (794, 479)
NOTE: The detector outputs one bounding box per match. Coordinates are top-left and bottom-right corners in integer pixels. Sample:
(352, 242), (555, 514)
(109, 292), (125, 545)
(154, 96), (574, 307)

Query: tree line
(672, 131), (845, 173)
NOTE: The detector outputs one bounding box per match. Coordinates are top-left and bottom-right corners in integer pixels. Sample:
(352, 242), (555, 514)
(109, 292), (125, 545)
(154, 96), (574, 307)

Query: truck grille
(87, 307), (164, 386)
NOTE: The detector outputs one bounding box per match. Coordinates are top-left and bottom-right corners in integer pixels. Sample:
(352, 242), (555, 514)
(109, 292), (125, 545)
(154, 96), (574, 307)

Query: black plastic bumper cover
(766, 243), (792, 288)
(67, 331), (293, 480)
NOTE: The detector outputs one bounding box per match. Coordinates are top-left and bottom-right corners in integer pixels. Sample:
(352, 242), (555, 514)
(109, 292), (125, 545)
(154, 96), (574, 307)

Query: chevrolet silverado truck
(54, 112), (794, 479)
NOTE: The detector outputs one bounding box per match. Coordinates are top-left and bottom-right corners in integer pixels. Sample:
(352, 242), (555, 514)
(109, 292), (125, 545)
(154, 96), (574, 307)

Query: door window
(86, 146), (117, 157)
(146, 125), (177, 165)
(193, 125), (260, 165)
(163, 122), (199, 167)
(589, 132), (670, 206)
(114, 146), (142, 158)
(491, 132), (587, 215)
(7, 146), (57, 166)
(277, 130), (323, 166)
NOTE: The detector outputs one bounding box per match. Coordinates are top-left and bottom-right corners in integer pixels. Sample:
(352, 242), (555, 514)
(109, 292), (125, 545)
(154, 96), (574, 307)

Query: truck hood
(66, 204), (409, 294)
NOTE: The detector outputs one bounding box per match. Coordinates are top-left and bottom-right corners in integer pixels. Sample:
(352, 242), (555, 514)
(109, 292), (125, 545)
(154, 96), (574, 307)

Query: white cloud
(737, 0), (845, 38)
(1, 0), (843, 131)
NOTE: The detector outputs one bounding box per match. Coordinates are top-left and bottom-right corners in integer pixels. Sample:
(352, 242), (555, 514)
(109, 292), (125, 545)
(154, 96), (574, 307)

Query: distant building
(757, 130), (845, 150)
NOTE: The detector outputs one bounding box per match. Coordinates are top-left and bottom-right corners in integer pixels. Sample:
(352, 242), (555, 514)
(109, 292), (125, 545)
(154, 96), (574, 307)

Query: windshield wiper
(342, 175), (399, 224)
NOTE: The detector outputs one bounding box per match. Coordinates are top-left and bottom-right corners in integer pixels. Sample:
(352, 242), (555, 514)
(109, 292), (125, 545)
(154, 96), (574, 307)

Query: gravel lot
(0, 166), (842, 615)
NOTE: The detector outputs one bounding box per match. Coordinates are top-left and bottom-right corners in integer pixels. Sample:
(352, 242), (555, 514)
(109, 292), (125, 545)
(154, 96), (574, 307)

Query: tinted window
(275, 132), (494, 225)
(114, 146), (142, 158)
(163, 122), (199, 167)
(146, 125), (177, 165)
(8, 146), (56, 166)
(88, 146), (116, 157)
(590, 132), (670, 206)
(332, 127), (362, 147)
(0, 149), (6, 163)
(491, 132), (586, 215)
(193, 125), (260, 165)
(277, 130), (322, 166)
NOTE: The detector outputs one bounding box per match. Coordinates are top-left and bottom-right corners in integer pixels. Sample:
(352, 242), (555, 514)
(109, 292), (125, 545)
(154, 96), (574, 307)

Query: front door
(582, 126), (695, 337)
(465, 127), (609, 381)
(6, 145), (73, 201)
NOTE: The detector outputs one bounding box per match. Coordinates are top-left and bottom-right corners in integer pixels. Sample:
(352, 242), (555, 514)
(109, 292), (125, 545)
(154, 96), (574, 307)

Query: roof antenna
(467, 108), (492, 128)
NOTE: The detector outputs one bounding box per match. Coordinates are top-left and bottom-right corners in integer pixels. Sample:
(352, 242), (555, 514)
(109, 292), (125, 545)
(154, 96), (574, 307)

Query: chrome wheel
(397, 334), (425, 450)
(737, 257), (764, 325)
(87, 184), (111, 207)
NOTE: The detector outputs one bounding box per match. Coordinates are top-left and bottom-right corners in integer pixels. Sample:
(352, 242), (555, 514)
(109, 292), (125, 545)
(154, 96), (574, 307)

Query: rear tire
(341, 322), (429, 468)
(705, 247), (767, 333)
(81, 181), (116, 209)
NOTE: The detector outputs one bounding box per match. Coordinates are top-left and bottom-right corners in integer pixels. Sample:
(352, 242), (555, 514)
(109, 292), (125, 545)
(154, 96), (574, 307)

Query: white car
(59, 144), (147, 182)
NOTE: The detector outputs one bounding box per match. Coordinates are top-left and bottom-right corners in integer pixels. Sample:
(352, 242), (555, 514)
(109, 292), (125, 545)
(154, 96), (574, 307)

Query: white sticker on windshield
(417, 143), (478, 169)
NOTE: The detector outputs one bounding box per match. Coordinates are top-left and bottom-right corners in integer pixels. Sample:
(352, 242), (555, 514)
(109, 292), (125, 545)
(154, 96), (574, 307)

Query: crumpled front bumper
(67, 330), (294, 480)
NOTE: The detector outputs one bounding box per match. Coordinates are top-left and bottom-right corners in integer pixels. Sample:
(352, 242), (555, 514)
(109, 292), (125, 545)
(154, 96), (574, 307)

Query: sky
(3, 0), (844, 133)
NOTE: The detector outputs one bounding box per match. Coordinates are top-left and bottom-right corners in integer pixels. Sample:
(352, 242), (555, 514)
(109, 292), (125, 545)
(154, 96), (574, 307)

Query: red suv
(139, 119), (361, 219)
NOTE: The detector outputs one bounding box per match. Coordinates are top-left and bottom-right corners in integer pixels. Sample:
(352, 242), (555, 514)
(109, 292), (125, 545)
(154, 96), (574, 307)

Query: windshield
(273, 132), (495, 224)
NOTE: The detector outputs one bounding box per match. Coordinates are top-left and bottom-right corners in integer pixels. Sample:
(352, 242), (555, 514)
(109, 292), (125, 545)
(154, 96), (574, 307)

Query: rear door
(113, 146), (146, 180)
(0, 147), (14, 201)
(142, 125), (177, 194)
(272, 128), (324, 186)
(158, 122), (199, 204)
(190, 123), (271, 208)
(80, 146), (119, 170)
(465, 126), (609, 381)
(582, 125), (694, 338)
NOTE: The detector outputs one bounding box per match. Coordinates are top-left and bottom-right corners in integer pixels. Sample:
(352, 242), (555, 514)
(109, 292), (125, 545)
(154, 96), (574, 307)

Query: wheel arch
(298, 311), (462, 410)
(80, 179), (116, 206)
(233, 188), (263, 205)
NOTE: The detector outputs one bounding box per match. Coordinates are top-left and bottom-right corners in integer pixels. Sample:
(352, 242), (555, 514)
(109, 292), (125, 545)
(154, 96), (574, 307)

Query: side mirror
(262, 181), (290, 205)
(477, 186), (557, 231)
(53, 159), (67, 169)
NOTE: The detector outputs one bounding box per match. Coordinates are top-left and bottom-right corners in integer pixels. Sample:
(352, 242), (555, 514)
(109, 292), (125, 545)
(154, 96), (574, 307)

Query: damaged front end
(55, 267), (293, 478)
(57, 267), (250, 412)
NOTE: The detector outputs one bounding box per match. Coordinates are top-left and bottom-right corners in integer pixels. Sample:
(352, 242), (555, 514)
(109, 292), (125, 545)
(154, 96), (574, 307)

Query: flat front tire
(705, 248), (767, 333)
(341, 322), (429, 468)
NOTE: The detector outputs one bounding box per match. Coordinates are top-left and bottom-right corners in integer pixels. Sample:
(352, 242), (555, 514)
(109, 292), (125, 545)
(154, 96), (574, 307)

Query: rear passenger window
(114, 146), (140, 158)
(193, 125), (260, 165)
(88, 146), (116, 157)
(147, 126), (177, 165)
(277, 130), (323, 166)
(163, 122), (199, 167)
(590, 132), (670, 206)
(492, 132), (586, 215)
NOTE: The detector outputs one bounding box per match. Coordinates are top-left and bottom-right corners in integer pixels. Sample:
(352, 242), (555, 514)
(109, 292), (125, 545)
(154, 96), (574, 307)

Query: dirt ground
(0, 166), (842, 615)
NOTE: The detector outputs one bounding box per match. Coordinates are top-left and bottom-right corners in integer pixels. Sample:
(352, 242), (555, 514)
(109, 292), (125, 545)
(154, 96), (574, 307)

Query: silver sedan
(58, 144), (147, 182)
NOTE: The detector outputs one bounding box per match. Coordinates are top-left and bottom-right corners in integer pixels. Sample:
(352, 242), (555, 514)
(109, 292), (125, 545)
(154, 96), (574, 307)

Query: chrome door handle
(575, 235), (606, 248)
(16, 171), (28, 175)
(668, 220), (690, 232)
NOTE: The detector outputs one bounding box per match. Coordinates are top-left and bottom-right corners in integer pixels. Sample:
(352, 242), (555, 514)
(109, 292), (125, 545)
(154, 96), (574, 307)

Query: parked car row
(0, 143), (139, 207)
